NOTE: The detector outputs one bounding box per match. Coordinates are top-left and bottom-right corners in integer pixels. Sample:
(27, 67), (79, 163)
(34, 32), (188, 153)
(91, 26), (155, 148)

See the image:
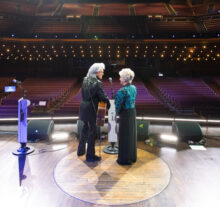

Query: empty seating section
(54, 89), (81, 116)
(0, 18), (31, 33)
(0, 77), (14, 98)
(128, 80), (169, 116)
(151, 78), (220, 117)
(54, 78), (170, 116)
(87, 24), (135, 34)
(37, 3), (57, 14)
(0, 78), (28, 119)
(214, 77), (220, 87)
(32, 20), (82, 33)
(134, 3), (170, 16)
(148, 21), (196, 34)
(61, 3), (95, 16)
(0, 77), (13, 89)
(171, 4), (193, 16)
(0, 19), (17, 32)
(213, 2), (220, 14)
(98, 4), (130, 16)
(2, 78), (220, 118)
(0, 1), (37, 16)
(203, 18), (220, 33)
(192, 4), (209, 16)
(0, 78), (76, 118)
(103, 79), (169, 115)
(87, 19), (137, 34)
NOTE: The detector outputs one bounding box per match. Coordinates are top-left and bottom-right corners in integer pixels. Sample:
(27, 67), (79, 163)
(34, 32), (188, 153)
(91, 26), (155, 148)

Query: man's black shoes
(86, 155), (101, 162)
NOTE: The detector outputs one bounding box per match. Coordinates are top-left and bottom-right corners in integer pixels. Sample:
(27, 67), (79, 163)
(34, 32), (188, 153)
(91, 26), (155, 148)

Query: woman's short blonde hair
(119, 68), (135, 84)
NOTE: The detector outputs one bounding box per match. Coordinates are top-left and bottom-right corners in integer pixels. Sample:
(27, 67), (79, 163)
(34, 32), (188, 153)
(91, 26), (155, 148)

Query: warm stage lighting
(160, 134), (178, 143)
(51, 132), (69, 139)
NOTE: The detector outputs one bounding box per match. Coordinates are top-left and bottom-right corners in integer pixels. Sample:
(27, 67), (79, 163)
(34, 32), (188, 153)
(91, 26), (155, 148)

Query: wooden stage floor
(0, 124), (220, 207)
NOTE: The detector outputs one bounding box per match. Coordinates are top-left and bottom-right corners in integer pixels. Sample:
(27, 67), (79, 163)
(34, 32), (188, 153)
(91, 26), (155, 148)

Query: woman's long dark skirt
(117, 108), (137, 165)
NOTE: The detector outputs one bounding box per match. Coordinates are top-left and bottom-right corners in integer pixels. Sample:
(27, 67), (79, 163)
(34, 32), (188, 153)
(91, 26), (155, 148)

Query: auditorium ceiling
(0, 0), (219, 17)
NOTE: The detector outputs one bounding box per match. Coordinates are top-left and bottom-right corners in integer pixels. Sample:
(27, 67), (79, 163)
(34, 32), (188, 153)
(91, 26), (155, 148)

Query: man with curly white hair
(77, 63), (110, 162)
(115, 68), (137, 165)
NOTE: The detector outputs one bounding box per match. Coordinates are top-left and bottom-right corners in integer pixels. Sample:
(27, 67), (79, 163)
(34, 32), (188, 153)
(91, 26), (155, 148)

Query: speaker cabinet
(172, 121), (203, 142)
(28, 119), (54, 141)
(137, 120), (150, 141)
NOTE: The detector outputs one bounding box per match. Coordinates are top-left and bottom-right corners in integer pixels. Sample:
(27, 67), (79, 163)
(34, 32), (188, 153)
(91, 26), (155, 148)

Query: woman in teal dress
(115, 68), (137, 165)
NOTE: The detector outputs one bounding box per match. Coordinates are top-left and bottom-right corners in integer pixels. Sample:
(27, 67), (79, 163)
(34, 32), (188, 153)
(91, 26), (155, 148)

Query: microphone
(108, 77), (114, 99)
(12, 79), (21, 84)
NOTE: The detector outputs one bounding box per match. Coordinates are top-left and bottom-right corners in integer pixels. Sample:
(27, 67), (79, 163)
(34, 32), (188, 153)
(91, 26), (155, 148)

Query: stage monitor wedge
(28, 119), (54, 142)
(172, 121), (203, 142)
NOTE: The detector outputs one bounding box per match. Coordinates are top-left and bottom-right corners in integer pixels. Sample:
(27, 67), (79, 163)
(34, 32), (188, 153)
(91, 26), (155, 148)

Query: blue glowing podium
(12, 92), (34, 156)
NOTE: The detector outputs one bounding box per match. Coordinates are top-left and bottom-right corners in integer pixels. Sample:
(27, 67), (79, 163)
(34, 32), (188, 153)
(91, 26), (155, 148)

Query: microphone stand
(103, 78), (118, 154)
(110, 80), (114, 100)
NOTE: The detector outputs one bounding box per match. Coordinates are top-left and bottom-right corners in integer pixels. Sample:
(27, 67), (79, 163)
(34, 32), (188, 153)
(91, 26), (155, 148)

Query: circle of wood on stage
(54, 147), (171, 205)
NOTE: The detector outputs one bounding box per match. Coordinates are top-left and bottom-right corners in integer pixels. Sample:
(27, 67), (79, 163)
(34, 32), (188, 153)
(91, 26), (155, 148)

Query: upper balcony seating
(192, 4), (209, 16)
(60, 3), (95, 16)
(87, 18), (138, 34)
(98, 4), (130, 16)
(36, 3), (57, 15)
(32, 19), (82, 34)
(134, 3), (170, 16)
(171, 3), (193, 16)
(203, 18), (220, 33)
(148, 21), (197, 34)
(0, 1), (37, 16)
